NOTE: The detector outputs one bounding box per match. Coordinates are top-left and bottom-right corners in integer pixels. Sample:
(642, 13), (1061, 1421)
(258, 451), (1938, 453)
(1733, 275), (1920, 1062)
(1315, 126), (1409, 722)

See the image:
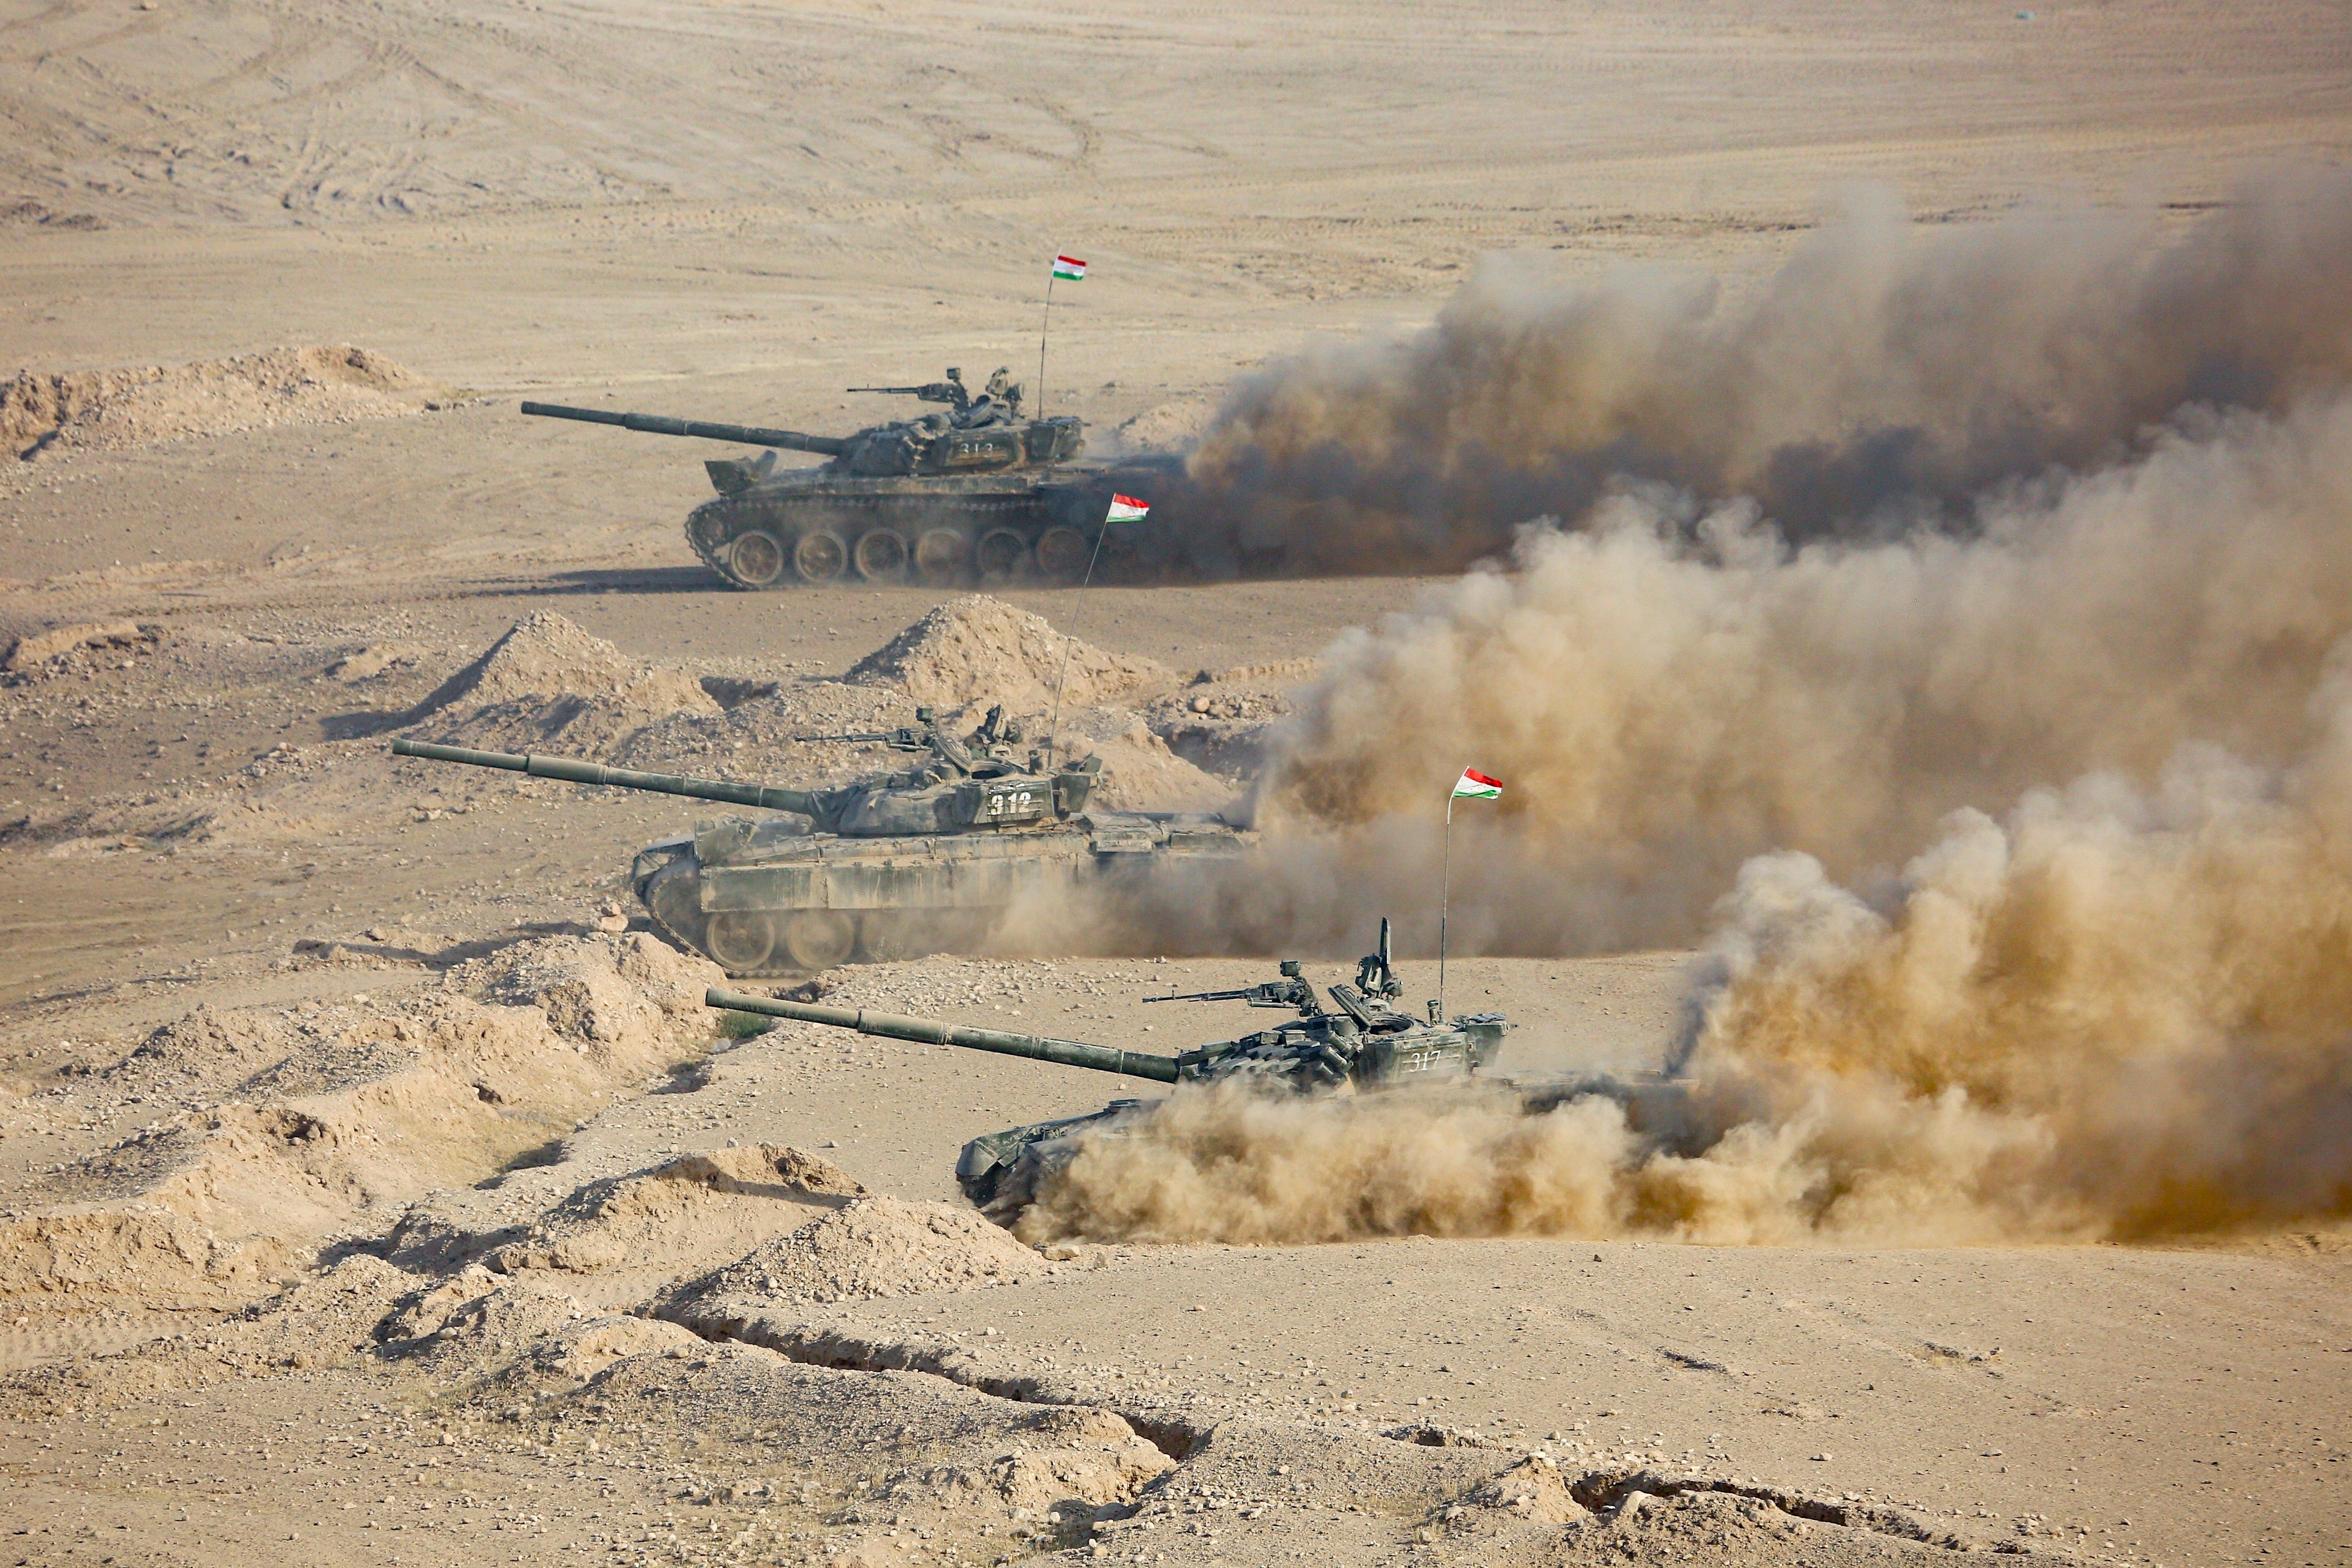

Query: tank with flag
(704, 917), (1695, 1225)
(519, 356), (1184, 590)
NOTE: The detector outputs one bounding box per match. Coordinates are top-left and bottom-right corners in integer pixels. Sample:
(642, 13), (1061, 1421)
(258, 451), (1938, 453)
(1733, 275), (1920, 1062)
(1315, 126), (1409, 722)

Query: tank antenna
(1041, 252), (1087, 418)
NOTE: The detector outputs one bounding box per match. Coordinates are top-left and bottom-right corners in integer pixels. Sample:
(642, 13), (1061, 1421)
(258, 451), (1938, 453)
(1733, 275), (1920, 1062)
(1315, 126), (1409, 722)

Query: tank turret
(391, 709), (1098, 839)
(521, 380), (1080, 487)
(389, 708), (1252, 974)
(520, 365), (1178, 589)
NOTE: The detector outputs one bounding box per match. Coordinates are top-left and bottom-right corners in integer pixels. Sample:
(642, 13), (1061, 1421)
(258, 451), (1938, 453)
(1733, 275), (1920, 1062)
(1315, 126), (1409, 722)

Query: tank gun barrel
(390, 740), (821, 816)
(706, 989), (1180, 1083)
(520, 401), (847, 457)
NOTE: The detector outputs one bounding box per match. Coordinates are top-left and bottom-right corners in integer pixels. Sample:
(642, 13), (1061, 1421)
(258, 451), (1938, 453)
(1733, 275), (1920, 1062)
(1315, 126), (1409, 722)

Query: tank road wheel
(913, 527), (972, 584)
(851, 527), (909, 582)
(1034, 525), (1091, 581)
(729, 530), (787, 588)
(703, 911), (776, 972)
(975, 527), (1030, 580)
(779, 909), (857, 971)
(855, 910), (936, 962)
(792, 529), (849, 584)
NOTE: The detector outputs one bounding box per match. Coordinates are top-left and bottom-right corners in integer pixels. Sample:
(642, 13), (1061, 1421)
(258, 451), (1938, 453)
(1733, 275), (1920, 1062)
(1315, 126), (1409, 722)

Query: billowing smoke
(1025, 733), (2352, 1244)
(1170, 177), (2352, 573)
(1241, 389), (2352, 952)
(1030, 179), (2352, 1242)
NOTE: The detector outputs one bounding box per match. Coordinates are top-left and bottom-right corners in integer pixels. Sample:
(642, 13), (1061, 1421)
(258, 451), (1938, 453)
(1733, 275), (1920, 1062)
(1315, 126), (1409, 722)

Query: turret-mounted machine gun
(1145, 959), (1321, 1016)
(794, 705), (1029, 775)
(1141, 921), (1405, 1018)
(843, 367), (1024, 423)
(846, 371), (974, 413)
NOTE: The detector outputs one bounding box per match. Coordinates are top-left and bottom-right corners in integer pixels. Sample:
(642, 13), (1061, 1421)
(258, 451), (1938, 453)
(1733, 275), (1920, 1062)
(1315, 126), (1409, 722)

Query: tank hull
(954, 1074), (1702, 1227)
(956, 1101), (1150, 1222)
(685, 459), (1184, 590)
(632, 810), (1253, 973)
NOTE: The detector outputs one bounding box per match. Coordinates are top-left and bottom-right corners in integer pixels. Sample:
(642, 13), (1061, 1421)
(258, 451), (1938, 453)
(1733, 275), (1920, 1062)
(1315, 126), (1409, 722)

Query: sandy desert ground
(4, 1), (2352, 1566)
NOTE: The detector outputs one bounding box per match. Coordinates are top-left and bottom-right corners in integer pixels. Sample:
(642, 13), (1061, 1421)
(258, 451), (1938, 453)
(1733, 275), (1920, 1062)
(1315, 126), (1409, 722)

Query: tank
(521, 367), (1182, 590)
(706, 919), (1691, 1221)
(388, 706), (1253, 974)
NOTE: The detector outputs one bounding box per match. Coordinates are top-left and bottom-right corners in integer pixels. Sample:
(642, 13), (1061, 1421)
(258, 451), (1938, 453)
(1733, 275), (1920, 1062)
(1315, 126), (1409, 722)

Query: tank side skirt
(698, 836), (1088, 912)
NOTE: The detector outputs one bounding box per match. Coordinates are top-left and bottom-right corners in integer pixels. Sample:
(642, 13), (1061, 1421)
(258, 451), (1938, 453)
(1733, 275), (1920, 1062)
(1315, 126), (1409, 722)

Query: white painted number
(987, 788), (1038, 818)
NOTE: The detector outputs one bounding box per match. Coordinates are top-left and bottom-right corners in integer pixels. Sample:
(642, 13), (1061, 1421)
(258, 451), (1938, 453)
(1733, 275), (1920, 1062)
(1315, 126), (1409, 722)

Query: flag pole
(1037, 272), (1056, 419)
(1045, 508), (1113, 768)
(1437, 788), (1454, 1022)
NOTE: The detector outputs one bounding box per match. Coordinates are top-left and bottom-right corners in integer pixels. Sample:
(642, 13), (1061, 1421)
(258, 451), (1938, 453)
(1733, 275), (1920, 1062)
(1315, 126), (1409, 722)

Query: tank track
(642, 895), (829, 980)
(688, 491), (1049, 591)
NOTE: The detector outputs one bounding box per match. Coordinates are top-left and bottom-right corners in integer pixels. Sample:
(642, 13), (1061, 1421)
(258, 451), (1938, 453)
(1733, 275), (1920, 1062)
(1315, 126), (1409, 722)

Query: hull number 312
(984, 784), (1045, 822)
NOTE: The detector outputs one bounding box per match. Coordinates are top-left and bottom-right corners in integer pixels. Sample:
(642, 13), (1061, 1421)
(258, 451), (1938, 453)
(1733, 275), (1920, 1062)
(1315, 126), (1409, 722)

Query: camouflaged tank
(389, 707), (1252, 974)
(521, 368), (1182, 590)
(707, 920), (1694, 1223)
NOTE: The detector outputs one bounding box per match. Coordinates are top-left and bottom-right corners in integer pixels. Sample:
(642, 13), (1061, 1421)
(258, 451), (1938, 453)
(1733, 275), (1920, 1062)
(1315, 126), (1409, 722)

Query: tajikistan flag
(1052, 254), (1087, 281)
(1451, 768), (1502, 800)
(1105, 493), (1149, 524)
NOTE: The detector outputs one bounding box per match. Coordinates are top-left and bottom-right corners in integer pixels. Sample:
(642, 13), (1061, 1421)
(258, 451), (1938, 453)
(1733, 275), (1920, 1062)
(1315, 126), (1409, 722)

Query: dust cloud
(1030, 730), (2352, 1245)
(1031, 181), (2352, 1245)
(1176, 176), (2352, 573)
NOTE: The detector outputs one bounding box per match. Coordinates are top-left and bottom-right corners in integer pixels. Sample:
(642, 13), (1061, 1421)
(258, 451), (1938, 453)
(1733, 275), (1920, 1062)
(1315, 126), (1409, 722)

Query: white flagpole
(1037, 271), (1056, 418)
(1045, 504), (1114, 767)
(1438, 786), (1454, 1021)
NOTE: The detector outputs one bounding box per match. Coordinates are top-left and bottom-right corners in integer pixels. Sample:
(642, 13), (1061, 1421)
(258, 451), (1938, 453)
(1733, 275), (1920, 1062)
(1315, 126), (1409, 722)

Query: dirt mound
(1047, 708), (1240, 811)
(325, 642), (429, 683)
(1108, 395), (1216, 454)
(1142, 659), (1317, 779)
(0, 933), (722, 1318)
(0, 198), (103, 231)
(467, 1146), (866, 1278)
(2, 619), (159, 676)
(402, 611), (718, 750)
(1, 345), (448, 461)
(845, 596), (1171, 714)
(858, 1403), (1175, 1518)
(662, 1194), (1046, 1309)
(410, 610), (717, 718)
(0, 1207), (297, 1313)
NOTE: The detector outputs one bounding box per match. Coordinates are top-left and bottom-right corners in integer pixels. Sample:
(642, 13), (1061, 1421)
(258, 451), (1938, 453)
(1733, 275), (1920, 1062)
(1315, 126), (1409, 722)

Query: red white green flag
(1451, 768), (1502, 800)
(1105, 493), (1148, 524)
(1051, 254), (1087, 281)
